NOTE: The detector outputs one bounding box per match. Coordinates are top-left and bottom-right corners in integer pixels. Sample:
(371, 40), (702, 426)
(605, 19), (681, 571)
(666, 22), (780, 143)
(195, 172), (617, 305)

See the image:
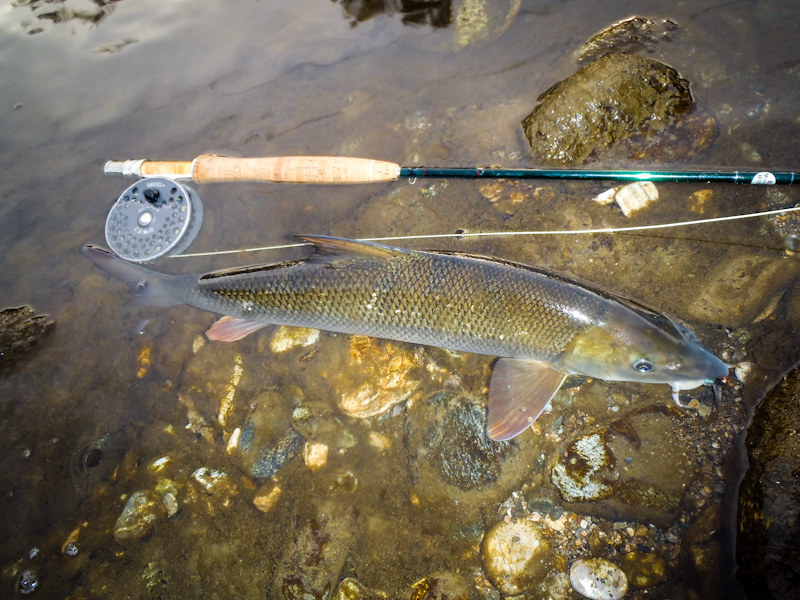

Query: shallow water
(2, 0), (800, 597)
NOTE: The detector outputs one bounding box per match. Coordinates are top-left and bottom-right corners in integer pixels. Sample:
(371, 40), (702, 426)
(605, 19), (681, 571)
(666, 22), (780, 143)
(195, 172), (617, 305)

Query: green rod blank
(399, 167), (796, 185)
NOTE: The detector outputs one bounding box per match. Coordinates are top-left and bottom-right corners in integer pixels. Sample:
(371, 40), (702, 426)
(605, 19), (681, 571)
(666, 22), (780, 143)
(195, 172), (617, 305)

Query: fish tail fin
(82, 245), (183, 307)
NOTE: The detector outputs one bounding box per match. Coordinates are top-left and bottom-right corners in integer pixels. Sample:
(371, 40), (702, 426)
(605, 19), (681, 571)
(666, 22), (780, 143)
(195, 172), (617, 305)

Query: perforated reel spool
(105, 177), (203, 262)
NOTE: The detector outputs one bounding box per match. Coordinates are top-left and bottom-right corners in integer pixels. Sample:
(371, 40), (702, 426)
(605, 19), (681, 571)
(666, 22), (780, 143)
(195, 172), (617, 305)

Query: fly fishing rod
(105, 155), (798, 186)
(101, 155), (799, 262)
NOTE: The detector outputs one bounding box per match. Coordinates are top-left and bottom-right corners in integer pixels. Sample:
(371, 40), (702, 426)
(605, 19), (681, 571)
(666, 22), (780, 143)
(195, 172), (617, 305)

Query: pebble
(481, 519), (551, 595)
(367, 431), (392, 450)
(113, 490), (166, 543)
(338, 346), (420, 418)
(735, 362), (754, 384)
(397, 572), (474, 599)
(593, 182), (659, 216)
(253, 484), (281, 513)
(333, 577), (384, 599)
(192, 467), (228, 492)
(570, 558), (628, 600)
(619, 551), (667, 587)
(304, 442), (329, 471)
(270, 326), (319, 353)
(162, 492), (179, 517)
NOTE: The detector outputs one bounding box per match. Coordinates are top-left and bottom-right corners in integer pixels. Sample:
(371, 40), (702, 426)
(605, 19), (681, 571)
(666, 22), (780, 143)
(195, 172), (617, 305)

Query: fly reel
(105, 177), (203, 262)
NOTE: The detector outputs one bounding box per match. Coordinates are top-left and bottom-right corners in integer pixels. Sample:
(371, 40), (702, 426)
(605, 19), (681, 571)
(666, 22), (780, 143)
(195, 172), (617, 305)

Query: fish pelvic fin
(487, 358), (567, 441)
(296, 235), (408, 265)
(81, 245), (182, 307)
(206, 316), (268, 342)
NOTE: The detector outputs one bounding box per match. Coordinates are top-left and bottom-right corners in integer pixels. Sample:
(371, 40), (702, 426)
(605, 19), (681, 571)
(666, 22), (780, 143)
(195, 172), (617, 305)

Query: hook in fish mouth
(670, 376), (726, 409)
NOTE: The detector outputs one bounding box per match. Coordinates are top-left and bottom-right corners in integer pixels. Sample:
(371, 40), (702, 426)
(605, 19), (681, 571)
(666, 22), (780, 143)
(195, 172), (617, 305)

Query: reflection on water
(1, 0), (800, 598)
(11, 0), (125, 33)
(338, 0), (452, 28)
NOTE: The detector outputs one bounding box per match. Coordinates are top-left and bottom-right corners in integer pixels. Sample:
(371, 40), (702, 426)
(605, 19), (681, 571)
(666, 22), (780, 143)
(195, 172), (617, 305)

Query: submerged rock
(228, 391), (304, 479)
(551, 431), (614, 503)
(333, 577), (386, 600)
(521, 53), (716, 165)
(274, 508), (356, 600)
(482, 519), (551, 595)
(253, 483), (282, 513)
(405, 392), (515, 490)
(396, 572), (474, 599)
(270, 326), (320, 353)
(551, 419), (685, 527)
(593, 181), (659, 217)
(113, 490), (166, 543)
(570, 558), (628, 600)
(0, 306), (54, 369)
(336, 338), (422, 418)
(737, 365), (800, 599)
(619, 551), (667, 588)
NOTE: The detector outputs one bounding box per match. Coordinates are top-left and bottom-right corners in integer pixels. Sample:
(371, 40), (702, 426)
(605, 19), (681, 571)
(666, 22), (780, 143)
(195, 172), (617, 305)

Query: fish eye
(633, 358), (654, 373)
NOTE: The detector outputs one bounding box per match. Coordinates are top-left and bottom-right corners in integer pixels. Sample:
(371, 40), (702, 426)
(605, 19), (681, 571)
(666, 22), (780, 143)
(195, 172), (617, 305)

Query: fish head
(560, 302), (729, 390)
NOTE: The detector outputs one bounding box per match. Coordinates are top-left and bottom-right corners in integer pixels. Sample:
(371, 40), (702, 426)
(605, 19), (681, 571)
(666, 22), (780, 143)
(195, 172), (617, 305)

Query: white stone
(367, 431), (392, 450)
(570, 558), (628, 600)
(593, 187), (618, 205)
(482, 519), (551, 595)
(614, 181), (658, 216)
(304, 442), (329, 471)
(270, 326), (319, 353)
(735, 362), (753, 384)
(162, 492), (179, 517)
(593, 182), (659, 216)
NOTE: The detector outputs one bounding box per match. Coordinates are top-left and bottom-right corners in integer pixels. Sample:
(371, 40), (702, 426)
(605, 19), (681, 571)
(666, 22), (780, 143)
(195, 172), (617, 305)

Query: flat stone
(570, 558), (628, 600)
(482, 519), (551, 595)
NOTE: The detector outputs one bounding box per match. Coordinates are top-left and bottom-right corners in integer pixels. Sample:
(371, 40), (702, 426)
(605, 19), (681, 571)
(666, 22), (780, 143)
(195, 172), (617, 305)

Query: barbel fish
(82, 236), (728, 441)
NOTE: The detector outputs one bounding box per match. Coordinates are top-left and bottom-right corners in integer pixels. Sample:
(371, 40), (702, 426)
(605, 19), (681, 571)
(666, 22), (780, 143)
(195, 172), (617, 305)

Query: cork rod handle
(192, 155), (401, 184)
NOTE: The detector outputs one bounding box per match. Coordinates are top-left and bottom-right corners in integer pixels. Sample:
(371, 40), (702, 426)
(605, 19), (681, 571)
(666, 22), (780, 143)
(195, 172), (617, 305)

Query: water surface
(2, 0), (800, 597)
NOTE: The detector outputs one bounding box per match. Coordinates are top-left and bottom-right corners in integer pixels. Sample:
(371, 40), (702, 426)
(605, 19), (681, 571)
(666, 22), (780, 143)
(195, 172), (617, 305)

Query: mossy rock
(521, 53), (717, 165)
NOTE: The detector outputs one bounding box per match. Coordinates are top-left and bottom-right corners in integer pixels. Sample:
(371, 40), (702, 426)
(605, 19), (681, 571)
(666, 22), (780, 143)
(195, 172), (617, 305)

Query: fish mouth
(706, 354), (731, 379)
(678, 348), (730, 382)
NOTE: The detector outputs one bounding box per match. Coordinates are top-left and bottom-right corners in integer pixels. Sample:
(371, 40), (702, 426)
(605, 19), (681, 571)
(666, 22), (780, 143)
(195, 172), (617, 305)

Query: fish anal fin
(296, 235), (407, 265)
(206, 316), (267, 342)
(487, 358), (567, 441)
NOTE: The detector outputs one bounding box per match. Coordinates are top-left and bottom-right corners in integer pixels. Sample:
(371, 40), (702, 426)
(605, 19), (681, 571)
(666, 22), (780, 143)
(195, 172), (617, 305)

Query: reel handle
(105, 156), (401, 184)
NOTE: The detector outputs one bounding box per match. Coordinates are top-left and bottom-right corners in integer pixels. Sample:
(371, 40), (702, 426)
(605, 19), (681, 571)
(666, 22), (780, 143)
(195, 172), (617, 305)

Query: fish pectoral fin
(296, 235), (408, 265)
(486, 358), (567, 442)
(206, 316), (268, 342)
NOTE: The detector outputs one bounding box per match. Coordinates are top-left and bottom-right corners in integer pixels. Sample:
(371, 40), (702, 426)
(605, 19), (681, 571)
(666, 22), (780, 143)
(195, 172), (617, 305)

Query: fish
(82, 236), (729, 441)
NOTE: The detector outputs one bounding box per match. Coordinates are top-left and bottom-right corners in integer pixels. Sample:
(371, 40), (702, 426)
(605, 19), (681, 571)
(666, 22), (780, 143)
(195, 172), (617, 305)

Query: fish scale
(83, 237), (729, 441)
(193, 248), (596, 361)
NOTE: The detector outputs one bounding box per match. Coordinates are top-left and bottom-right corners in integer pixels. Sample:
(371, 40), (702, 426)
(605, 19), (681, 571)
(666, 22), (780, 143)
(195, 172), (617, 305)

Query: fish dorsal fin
(206, 316), (268, 341)
(486, 358), (567, 441)
(613, 296), (688, 341)
(296, 236), (409, 265)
